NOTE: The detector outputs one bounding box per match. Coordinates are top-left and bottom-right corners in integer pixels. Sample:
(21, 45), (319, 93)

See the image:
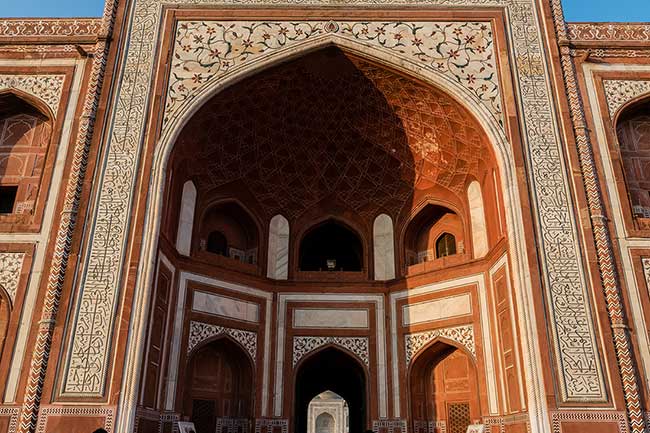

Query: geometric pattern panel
(187, 320), (257, 363)
(603, 79), (650, 118)
(0, 252), (25, 304)
(404, 325), (476, 365)
(292, 336), (369, 367)
(0, 75), (65, 117)
(61, 0), (605, 405)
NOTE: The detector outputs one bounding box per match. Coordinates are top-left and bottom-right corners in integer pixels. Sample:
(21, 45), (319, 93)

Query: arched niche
(616, 99), (650, 220)
(175, 180), (196, 256)
(183, 337), (254, 432)
(409, 341), (480, 433)
(0, 92), (52, 215)
(404, 203), (465, 267)
(308, 391), (349, 433)
(373, 213), (395, 281)
(196, 201), (259, 266)
(467, 181), (488, 258)
(267, 214), (290, 280)
(294, 347), (367, 433)
(298, 219), (364, 273)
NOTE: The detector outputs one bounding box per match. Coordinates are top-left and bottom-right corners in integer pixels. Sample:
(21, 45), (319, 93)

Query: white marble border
(0, 58), (86, 403)
(390, 273), (499, 416)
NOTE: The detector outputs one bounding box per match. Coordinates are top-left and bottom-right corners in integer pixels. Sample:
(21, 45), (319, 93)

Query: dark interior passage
(299, 220), (363, 271)
(294, 348), (367, 433)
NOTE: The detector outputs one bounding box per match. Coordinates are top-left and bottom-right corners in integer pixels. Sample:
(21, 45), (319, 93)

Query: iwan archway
(115, 25), (549, 433)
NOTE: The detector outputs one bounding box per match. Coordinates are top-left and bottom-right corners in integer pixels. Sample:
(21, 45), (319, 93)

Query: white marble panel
(373, 213), (396, 281)
(192, 291), (259, 323)
(175, 180), (196, 256)
(402, 293), (471, 325)
(293, 308), (369, 329)
(468, 181), (489, 258)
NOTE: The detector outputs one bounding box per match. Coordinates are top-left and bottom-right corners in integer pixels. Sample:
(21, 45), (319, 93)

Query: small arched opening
(435, 233), (456, 258)
(294, 347), (366, 433)
(616, 99), (650, 220)
(183, 337), (254, 432)
(409, 341), (480, 433)
(0, 92), (52, 215)
(198, 201), (259, 265)
(404, 204), (464, 266)
(298, 219), (363, 272)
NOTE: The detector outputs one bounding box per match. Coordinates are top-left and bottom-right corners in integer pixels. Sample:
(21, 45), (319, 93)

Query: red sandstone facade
(0, 2), (649, 433)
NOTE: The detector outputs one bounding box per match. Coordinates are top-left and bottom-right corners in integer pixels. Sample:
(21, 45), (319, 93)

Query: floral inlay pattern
(0, 253), (25, 305)
(292, 336), (369, 367)
(187, 320), (257, 362)
(0, 75), (65, 117)
(166, 20), (501, 127)
(603, 79), (650, 119)
(404, 325), (475, 365)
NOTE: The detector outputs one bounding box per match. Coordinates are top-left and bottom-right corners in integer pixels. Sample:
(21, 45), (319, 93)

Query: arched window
(436, 233), (456, 258)
(404, 204), (463, 266)
(0, 93), (51, 217)
(299, 220), (363, 272)
(206, 231), (228, 256)
(199, 201), (259, 265)
(616, 101), (650, 218)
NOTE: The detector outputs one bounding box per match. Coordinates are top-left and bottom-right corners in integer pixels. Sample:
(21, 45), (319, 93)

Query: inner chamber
(143, 46), (506, 433)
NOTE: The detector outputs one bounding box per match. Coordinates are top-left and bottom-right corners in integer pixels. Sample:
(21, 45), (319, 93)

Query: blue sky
(0, 0), (649, 21)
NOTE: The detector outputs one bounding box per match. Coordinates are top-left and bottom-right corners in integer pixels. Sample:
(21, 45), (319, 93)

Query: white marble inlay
(401, 293), (471, 325)
(192, 291), (260, 323)
(293, 308), (369, 329)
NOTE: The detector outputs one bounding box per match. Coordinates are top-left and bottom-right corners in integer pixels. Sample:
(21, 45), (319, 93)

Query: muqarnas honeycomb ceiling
(172, 47), (497, 223)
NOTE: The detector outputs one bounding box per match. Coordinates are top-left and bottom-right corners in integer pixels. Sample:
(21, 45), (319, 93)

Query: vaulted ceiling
(171, 47), (496, 224)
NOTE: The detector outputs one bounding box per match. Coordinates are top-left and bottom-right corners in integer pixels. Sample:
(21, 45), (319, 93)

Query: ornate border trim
(602, 79), (650, 119)
(0, 74), (65, 118)
(187, 320), (257, 362)
(36, 406), (115, 433)
(0, 407), (20, 433)
(0, 19), (102, 38)
(292, 336), (369, 367)
(549, 411), (628, 433)
(404, 324), (476, 365)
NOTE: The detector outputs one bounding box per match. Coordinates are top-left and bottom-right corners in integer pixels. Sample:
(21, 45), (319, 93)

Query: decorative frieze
(35, 406), (115, 433)
(187, 320), (257, 362)
(0, 19), (102, 38)
(549, 411), (628, 433)
(568, 23), (650, 43)
(0, 253), (24, 305)
(404, 325), (475, 365)
(292, 336), (369, 367)
(603, 79), (650, 118)
(0, 74), (65, 118)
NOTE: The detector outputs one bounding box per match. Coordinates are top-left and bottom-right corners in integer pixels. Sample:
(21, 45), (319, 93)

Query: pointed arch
(175, 180), (196, 256)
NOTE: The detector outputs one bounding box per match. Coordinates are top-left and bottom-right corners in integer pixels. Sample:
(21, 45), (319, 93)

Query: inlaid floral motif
(603, 79), (650, 119)
(292, 336), (369, 367)
(404, 325), (475, 365)
(0, 253), (25, 305)
(187, 320), (257, 362)
(0, 75), (65, 117)
(166, 20), (500, 127)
